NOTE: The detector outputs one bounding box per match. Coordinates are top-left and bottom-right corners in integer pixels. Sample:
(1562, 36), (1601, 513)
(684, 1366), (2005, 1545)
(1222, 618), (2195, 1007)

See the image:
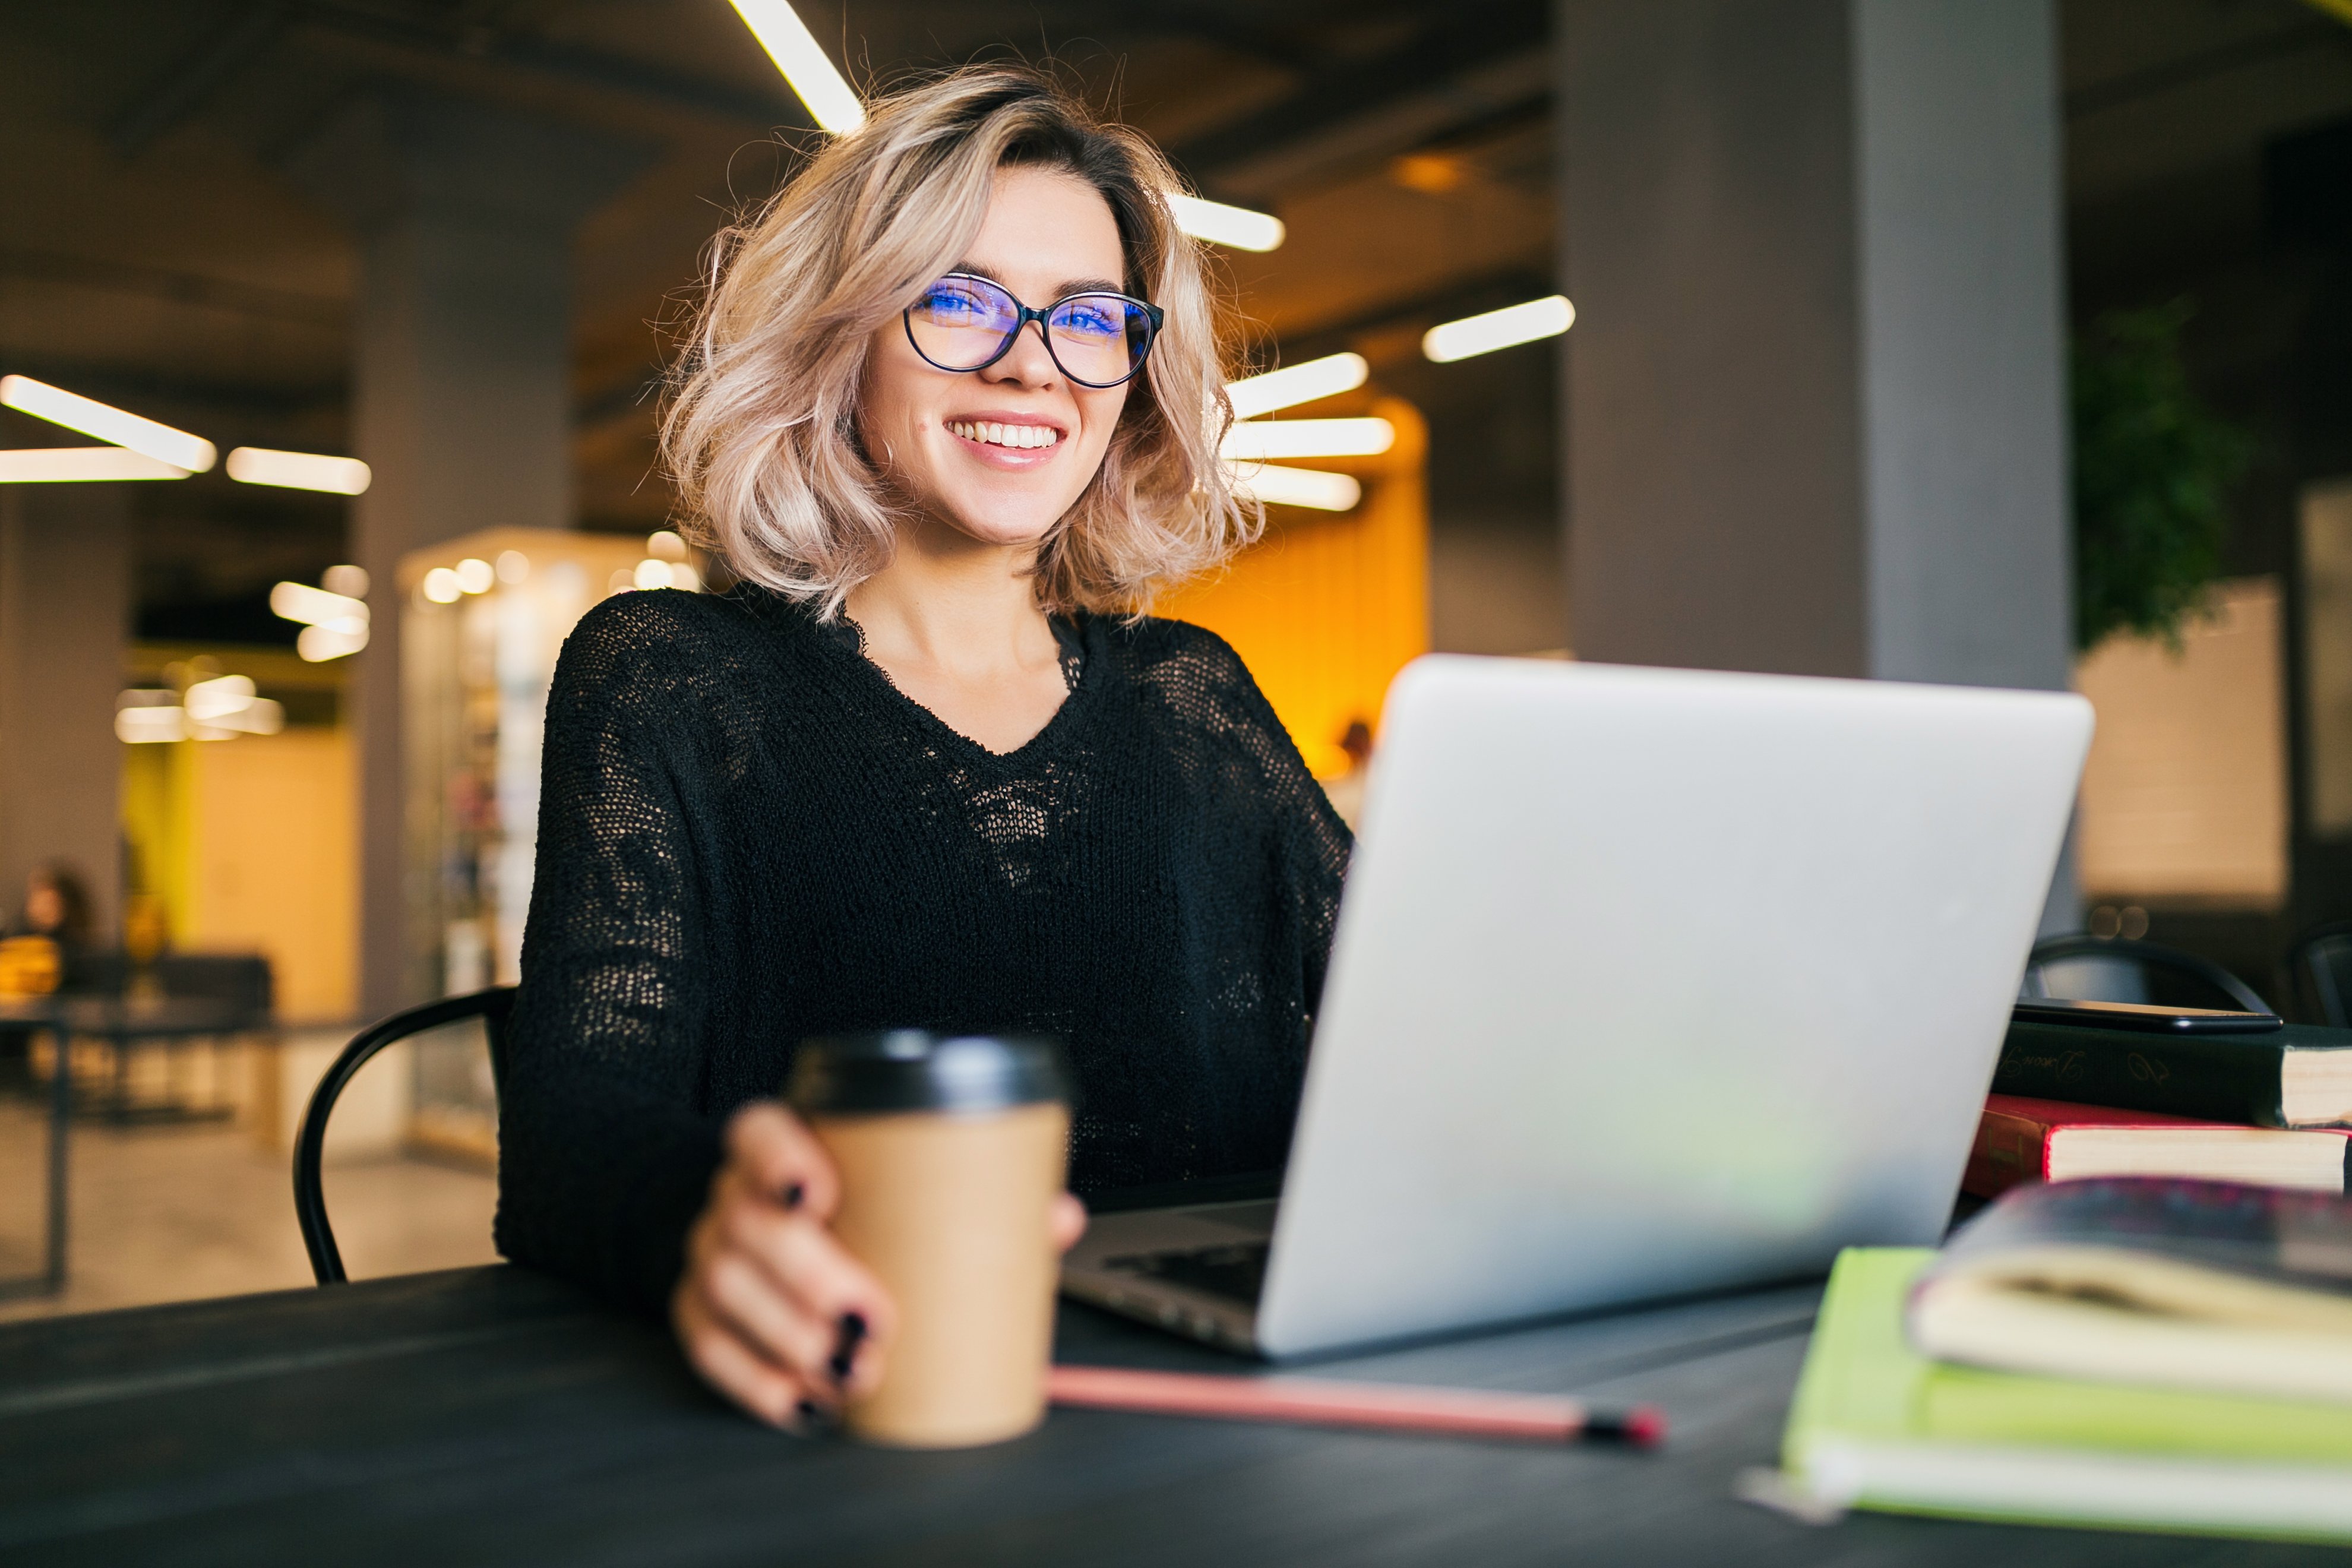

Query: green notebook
(1778, 1248), (2352, 1542)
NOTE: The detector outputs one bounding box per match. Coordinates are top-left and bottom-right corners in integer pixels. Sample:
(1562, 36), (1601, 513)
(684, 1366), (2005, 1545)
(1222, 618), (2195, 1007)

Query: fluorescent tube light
(1220, 418), (1395, 462)
(298, 623), (368, 662)
(270, 581), (369, 627)
(1422, 295), (1575, 363)
(116, 705), (188, 744)
(183, 675), (254, 724)
(1168, 193), (1286, 252)
(728, 1), (866, 134)
(0, 375), (216, 472)
(201, 697), (283, 736)
(1227, 353), (1368, 420)
(181, 675), (284, 736)
(0, 447), (189, 483)
(226, 447), (371, 495)
(1226, 463), (1362, 513)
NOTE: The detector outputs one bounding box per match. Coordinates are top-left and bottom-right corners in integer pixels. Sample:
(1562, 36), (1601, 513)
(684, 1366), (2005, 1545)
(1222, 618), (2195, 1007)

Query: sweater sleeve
(493, 596), (725, 1320)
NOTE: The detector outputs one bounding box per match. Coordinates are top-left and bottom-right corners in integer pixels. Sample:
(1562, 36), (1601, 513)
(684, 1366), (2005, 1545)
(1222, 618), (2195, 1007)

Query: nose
(979, 316), (1059, 388)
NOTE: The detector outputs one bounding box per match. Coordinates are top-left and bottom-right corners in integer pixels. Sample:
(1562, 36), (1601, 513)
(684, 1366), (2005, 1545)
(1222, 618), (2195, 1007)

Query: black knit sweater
(493, 585), (1352, 1317)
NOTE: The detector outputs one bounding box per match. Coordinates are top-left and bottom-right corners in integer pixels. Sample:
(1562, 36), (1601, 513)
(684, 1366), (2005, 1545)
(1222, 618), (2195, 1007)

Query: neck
(843, 512), (1055, 677)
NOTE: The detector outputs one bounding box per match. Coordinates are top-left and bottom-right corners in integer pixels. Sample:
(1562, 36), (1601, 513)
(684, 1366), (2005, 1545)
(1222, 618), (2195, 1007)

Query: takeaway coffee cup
(787, 1030), (1071, 1449)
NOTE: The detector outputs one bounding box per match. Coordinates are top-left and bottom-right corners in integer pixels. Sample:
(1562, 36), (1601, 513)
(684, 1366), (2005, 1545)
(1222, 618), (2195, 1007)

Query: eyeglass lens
(906, 276), (1153, 387)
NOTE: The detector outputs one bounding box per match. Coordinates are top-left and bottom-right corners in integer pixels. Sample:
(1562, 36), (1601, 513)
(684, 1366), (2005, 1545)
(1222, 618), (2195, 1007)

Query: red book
(1962, 1093), (2351, 1200)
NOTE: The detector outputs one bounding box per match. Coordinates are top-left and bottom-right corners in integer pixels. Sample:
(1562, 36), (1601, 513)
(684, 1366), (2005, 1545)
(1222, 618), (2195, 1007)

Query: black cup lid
(786, 1030), (1069, 1115)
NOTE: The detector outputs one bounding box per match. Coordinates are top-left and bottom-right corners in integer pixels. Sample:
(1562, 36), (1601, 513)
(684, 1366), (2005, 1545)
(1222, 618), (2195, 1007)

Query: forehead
(962, 165), (1127, 296)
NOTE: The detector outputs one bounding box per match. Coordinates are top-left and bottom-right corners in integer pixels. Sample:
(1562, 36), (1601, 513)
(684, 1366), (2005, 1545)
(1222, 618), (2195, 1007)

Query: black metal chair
(293, 985), (515, 1285)
(2285, 921), (2352, 1028)
(2021, 934), (2271, 1015)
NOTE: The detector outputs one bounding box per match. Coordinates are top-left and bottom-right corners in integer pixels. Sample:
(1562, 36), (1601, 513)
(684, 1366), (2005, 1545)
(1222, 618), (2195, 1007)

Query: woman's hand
(672, 1101), (1088, 1430)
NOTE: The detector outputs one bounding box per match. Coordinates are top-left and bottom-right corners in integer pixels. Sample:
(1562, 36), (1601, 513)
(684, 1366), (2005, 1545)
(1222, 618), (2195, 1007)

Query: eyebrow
(950, 261), (1128, 299)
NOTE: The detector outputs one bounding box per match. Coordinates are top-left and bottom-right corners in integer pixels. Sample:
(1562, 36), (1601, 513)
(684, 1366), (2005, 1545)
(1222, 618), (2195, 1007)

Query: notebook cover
(1961, 1095), (2347, 1199)
(1780, 1248), (2352, 1539)
(1932, 1175), (2352, 1301)
(1992, 1019), (2315, 1127)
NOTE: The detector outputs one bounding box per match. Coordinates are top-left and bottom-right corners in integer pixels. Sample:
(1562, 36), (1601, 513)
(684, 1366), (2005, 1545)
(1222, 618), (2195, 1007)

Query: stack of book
(1767, 1006), (2352, 1539)
(1775, 1180), (2352, 1541)
(1966, 1002), (2352, 1197)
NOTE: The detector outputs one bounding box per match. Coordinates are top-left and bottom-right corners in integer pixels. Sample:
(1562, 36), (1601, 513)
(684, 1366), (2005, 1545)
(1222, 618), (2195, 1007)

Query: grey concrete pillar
(285, 91), (650, 1017)
(1557, 0), (2069, 686)
(0, 485), (131, 942)
(1557, 0), (2077, 925)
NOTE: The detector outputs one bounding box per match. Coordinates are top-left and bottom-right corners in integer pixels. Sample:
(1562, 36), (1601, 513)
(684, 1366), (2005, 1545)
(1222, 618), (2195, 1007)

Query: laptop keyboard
(1101, 1241), (1270, 1305)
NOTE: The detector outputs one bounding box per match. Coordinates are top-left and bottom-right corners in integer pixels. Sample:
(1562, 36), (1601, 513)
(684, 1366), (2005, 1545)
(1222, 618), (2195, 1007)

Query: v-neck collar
(763, 592), (1107, 767)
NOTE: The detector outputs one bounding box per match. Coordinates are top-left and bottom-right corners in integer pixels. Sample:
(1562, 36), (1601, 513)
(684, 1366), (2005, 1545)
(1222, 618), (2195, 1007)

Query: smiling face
(858, 164), (1138, 555)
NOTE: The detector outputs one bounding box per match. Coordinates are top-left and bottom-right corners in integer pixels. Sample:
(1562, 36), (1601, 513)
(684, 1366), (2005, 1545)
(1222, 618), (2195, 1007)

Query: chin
(938, 496), (1075, 551)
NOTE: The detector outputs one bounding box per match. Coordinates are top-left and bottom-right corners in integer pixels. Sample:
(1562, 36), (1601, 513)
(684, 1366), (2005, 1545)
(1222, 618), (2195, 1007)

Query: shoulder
(548, 587), (798, 728)
(564, 584), (767, 657)
(557, 586), (804, 682)
(1099, 614), (1253, 693)
(1097, 614), (1288, 744)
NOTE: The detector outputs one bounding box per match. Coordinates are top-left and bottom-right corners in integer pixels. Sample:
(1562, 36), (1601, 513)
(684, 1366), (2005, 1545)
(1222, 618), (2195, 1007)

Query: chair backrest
(59, 950), (273, 1017)
(2287, 922), (2352, 1028)
(154, 953), (274, 1014)
(2021, 934), (2271, 1015)
(294, 985), (516, 1285)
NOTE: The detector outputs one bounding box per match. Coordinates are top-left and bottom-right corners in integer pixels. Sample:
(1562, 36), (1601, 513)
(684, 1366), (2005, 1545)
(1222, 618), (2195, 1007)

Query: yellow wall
(127, 729), (359, 1023)
(1161, 396), (1430, 778)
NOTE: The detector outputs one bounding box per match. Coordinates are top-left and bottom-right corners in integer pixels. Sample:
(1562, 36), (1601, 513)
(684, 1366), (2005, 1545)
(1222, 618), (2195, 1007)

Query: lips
(946, 419), (1063, 450)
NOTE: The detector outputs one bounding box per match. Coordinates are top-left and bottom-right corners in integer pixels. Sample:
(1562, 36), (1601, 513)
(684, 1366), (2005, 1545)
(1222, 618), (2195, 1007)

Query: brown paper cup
(790, 1032), (1070, 1449)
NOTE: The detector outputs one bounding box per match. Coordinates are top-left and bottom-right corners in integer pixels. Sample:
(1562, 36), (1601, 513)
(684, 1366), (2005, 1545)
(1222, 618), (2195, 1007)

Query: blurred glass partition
(399, 528), (681, 1157)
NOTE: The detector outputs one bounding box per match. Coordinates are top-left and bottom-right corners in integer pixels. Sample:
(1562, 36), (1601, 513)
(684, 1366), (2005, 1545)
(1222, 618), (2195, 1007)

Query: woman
(495, 66), (1350, 1430)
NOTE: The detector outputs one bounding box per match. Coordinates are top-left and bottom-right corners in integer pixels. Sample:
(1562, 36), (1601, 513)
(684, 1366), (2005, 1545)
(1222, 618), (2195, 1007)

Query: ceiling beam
(0, 248), (344, 327)
(106, 1), (299, 157)
(1169, 0), (1545, 193)
(296, 1), (813, 129)
(2065, 16), (2350, 120)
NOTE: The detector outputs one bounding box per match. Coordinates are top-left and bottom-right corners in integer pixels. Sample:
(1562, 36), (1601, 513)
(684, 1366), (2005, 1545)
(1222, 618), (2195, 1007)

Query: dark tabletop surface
(0, 1264), (2338, 1567)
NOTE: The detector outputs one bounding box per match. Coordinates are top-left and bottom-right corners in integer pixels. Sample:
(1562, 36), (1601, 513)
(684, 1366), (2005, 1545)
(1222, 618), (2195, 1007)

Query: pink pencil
(1046, 1365), (1666, 1447)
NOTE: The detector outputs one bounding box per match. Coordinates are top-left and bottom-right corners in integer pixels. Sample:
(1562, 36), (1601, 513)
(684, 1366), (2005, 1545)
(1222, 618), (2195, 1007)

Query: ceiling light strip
(0, 375), (216, 472)
(1422, 295), (1576, 363)
(1227, 353), (1368, 420)
(726, 1), (867, 134)
(0, 447), (189, 483)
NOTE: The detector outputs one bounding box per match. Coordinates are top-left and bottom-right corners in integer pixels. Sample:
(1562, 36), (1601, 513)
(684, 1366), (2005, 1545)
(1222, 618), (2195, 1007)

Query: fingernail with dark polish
(781, 1181), (804, 1210)
(830, 1311), (867, 1384)
(795, 1398), (832, 1434)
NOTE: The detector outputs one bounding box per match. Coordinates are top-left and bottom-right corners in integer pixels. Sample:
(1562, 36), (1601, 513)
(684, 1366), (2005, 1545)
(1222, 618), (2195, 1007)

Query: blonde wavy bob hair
(661, 65), (1257, 617)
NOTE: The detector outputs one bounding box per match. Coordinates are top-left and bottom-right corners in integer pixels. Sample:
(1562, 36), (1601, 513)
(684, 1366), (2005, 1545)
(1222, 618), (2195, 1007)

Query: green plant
(2070, 299), (2251, 653)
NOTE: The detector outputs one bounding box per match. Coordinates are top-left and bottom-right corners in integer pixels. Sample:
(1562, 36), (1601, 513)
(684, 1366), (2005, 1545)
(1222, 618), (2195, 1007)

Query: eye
(1052, 298), (1126, 339)
(918, 280), (1001, 321)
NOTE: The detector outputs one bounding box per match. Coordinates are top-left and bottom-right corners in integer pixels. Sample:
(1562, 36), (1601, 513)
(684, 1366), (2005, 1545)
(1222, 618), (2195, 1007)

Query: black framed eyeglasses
(903, 272), (1164, 389)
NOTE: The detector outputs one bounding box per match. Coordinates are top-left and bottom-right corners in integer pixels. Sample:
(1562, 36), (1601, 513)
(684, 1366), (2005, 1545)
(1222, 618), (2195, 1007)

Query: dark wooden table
(0, 997), (264, 1299)
(1, 1266), (2341, 1565)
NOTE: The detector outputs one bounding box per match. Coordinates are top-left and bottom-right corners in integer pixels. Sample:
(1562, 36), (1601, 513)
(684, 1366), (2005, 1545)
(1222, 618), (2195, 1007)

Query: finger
(1050, 1192), (1087, 1252)
(710, 1193), (896, 1392)
(674, 1282), (828, 1431)
(699, 1245), (837, 1387)
(723, 1101), (842, 1218)
(752, 1216), (897, 1396)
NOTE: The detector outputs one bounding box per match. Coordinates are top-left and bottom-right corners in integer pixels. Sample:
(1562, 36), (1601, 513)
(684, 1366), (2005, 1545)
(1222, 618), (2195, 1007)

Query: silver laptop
(1061, 655), (2093, 1359)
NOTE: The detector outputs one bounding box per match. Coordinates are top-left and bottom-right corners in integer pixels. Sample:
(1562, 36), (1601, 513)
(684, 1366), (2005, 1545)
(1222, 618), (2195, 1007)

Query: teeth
(949, 420), (1060, 450)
